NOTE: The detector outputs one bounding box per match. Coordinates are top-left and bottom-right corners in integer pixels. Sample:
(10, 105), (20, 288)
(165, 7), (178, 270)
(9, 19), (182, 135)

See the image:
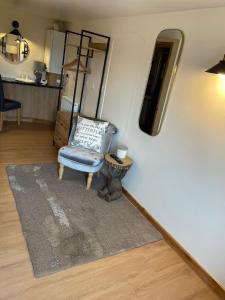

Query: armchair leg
(17, 108), (21, 126)
(59, 164), (64, 180)
(0, 112), (4, 131)
(87, 173), (93, 190)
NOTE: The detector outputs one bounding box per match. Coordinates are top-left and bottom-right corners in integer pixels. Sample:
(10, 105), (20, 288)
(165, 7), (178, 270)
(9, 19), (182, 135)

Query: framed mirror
(1, 33), (30, 63)
(139, 29), (184, 136)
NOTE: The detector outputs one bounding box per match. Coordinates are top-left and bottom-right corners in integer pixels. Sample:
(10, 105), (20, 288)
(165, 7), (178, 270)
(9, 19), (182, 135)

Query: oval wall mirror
(1, 33), (30, 63)
(139, 29), (184, 136)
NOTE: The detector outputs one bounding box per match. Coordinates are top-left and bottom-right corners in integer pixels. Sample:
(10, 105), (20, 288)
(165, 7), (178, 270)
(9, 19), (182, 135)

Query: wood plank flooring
(0, 122), (220, 300)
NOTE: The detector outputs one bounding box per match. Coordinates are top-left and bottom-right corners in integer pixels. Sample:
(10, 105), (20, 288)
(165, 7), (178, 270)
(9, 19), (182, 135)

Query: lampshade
(206, 55), (225, 75)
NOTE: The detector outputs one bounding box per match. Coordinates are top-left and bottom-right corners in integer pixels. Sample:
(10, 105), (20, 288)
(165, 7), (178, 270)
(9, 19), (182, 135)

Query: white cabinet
(44, 30), (65, 75)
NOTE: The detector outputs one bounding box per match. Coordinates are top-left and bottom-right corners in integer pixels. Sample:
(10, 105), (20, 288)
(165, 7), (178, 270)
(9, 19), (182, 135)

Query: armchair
(58, 115), (117, 189)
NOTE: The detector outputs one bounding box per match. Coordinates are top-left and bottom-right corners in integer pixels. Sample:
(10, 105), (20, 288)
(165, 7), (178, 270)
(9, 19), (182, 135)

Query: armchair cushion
(71, 116), (109, 153)
(59, 145), (103, 167)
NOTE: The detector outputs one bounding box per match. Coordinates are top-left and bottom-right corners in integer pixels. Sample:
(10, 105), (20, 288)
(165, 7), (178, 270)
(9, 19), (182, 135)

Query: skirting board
(123, 188), (225, 299)
(5, 117), (54, 126)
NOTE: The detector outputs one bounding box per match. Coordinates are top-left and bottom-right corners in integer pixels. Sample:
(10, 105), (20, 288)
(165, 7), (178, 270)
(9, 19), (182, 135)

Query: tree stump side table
(98, 153), (133, 202)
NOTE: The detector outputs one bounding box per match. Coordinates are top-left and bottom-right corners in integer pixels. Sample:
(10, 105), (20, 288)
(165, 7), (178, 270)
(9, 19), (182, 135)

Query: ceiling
(1, 0), (225, 21)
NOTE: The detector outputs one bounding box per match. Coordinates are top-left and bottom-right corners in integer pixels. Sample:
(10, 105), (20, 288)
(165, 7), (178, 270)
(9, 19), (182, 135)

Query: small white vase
(117, 146), (128, 159)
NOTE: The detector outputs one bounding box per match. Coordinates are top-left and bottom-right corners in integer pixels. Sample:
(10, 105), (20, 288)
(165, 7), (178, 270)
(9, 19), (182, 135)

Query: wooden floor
(0, 122), (219, 300)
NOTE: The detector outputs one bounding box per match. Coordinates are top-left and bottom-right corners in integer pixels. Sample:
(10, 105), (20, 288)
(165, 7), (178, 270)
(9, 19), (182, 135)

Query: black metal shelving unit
(57, 29), (110, 138)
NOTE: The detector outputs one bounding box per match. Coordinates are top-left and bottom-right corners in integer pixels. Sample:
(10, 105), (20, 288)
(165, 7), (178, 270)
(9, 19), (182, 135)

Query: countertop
(2, 77), (62, 90)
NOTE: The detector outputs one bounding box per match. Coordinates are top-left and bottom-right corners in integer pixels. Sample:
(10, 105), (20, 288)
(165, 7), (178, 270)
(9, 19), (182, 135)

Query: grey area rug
(6, 164), (162, 277)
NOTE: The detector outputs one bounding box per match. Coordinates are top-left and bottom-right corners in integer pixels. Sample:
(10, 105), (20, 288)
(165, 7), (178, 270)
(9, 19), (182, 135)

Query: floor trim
(123, 188), (225, 299)
(5, 118), (54, 126)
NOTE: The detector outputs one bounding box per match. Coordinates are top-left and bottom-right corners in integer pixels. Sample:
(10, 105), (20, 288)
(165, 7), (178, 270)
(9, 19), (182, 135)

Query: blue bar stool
(0, 75), (22, 131)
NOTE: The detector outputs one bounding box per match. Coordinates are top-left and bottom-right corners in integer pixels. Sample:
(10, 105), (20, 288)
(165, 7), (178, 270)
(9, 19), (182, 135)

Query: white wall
(75, 7), (225, 287)
(2, 1), (225, 288)
(0, 5), (56, 79)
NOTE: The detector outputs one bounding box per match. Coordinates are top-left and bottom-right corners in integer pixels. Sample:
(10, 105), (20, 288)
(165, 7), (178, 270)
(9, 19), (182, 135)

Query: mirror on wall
(1, 33), (30, 63)
(139, 29), (184, 136)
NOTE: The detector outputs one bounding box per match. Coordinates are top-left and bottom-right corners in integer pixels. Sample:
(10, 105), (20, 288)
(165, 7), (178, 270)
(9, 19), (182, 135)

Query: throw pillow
(71, 116), (109, 153)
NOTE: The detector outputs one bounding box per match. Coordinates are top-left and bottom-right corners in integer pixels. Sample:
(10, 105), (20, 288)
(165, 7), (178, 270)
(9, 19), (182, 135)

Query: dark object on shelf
(98, 154), (133, 201)
(110, 153), (123, 164)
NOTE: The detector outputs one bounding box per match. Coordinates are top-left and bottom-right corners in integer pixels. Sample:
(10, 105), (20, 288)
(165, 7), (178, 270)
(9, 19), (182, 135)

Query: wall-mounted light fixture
(10, 20), (22, 38)
(206, 55), (225, 77)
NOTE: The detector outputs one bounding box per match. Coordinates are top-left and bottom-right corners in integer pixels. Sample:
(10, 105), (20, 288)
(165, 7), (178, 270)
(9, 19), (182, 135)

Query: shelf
(66, 68), (90, 74)
(67, 43), (106, 53)
(2, 77), (62, 90)
(88, 42), (107, 51)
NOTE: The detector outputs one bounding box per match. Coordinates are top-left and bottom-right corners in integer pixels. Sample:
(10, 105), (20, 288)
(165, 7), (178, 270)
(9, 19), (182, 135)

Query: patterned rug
(7, 163), (162, 277)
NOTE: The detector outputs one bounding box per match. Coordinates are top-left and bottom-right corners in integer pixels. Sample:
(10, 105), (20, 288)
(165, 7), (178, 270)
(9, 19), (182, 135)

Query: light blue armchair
(58, 115), (117, 189)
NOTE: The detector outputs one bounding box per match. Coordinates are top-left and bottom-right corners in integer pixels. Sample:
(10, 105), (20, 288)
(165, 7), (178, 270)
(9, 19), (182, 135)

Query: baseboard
(5, 117), (54, 126)
(123, 188), (225, 299)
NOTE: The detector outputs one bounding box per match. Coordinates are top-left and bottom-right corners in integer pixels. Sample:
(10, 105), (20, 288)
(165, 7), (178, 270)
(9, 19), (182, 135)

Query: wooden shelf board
(66, 68), (90, 74)
(67, 43), (106, 53)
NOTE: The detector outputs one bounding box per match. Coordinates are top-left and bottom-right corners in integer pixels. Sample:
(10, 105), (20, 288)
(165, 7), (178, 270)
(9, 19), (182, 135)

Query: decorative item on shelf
(117, 145), (128, 159)
(0, 20), (30, 63)
(52, 21), (60, 31)
(46, 72), (61, 87)
(206, 55), (225, 76)
(51, 20), (66, 32)
(33, 61), (47, 84)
